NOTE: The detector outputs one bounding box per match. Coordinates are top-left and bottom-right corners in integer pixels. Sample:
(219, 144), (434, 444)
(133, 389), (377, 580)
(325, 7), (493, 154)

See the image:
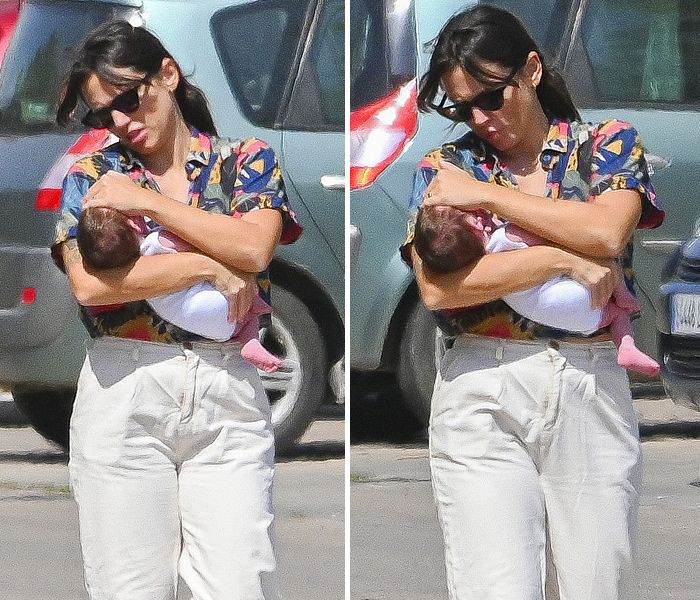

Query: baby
(414, 204), (660, 376)
(76, 206), (281, 373)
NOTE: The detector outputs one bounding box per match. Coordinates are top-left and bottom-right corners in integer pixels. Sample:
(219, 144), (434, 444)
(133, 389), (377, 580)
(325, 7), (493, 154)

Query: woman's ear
(525, 50), (543, 88)
(159, 57), (180, 91)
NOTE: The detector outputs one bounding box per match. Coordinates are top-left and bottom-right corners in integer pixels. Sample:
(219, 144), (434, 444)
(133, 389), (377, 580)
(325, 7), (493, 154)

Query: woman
(52, 21), (301, 600)
(402, 6), (664, 600)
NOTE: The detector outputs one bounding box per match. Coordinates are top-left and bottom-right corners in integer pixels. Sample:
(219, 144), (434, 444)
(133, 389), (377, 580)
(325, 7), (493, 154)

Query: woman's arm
(60, 239), (256, 322)
(424, 162), (642, 259)
(144, 192), (283, 273)
(413, 244), (618, 311)
(482, 184), (641, 258)
(82, 172), (283, 273)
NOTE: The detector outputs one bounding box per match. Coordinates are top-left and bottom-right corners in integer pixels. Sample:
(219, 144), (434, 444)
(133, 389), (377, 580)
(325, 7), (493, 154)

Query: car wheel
(261, 284), (328, 454)
(12, 389), (73, 449)
(397, 299), (441, 425)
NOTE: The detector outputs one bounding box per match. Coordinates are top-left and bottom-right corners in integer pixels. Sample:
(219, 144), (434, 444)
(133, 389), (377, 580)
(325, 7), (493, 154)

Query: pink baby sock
(241, 338), (282, 373)
(617, 334), (660, 376)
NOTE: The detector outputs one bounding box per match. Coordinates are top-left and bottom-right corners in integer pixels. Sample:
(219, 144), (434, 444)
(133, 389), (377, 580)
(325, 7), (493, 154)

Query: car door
(280, 0), (345, 311)
(560, 0), (700, 361)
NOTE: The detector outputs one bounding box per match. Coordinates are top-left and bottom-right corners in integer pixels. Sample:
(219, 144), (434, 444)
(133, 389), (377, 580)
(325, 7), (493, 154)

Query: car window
(283, 0), (344, 131)
(487, 0), (571, 61)
(211, 0), (307, 129)
(580, 0), (700, 105)
(350, 0), (416, 111)
(0, 0), (135, 135)
(308, 0), (344, 128)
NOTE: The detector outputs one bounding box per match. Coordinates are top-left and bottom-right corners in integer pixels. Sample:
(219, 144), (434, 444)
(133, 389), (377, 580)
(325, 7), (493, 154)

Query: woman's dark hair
(417, 4), (580, 122)
(57, 20), (217, 135)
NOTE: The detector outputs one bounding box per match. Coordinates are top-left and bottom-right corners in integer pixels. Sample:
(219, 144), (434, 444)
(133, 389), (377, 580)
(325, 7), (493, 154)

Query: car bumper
(0, 246), (86, 387)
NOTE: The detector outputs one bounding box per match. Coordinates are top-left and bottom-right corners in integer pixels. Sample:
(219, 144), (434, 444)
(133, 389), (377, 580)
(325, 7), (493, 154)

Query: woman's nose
(470, 107), (489, 125)
(110, 110), (131, 128)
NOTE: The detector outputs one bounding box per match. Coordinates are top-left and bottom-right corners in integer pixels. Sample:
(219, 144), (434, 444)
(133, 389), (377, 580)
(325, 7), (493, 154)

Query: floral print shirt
(52, 129), (302, 343)
(402, 119), (665, 340)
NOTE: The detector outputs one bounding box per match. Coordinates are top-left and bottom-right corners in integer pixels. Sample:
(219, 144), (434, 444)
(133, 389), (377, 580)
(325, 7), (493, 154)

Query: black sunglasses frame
(432, 81), (516, 122)
(81, 78), (151, 129)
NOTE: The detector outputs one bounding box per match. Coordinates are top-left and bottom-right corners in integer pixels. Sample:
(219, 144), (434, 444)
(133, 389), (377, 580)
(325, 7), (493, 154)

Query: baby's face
(126, 217), (148, 237)
(464, 209), (493, 243)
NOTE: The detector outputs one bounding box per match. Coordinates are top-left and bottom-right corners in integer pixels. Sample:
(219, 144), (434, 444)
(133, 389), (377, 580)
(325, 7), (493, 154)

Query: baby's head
(413, 205), (489, 273)
(77, 207), (142, 269)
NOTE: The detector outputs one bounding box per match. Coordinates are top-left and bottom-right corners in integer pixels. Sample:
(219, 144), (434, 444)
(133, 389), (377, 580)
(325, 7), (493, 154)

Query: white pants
(429, 335), (641, 600)
(69, 336), (278, 600)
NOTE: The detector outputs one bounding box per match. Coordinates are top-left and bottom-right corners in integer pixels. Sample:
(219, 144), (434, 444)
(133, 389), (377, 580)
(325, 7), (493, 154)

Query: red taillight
(35, 189), (63, 211)
(35, 129), (112, 212)
(350, 80), (418, 190)
(21, 287), (36, 305)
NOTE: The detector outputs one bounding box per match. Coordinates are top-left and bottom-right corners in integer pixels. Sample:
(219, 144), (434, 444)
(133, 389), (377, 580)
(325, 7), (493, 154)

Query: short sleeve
(229, 138), (302, 245)
(589, 119), (664, 229)
(50, 155), (101, 272)
(399, 149), (443, 266)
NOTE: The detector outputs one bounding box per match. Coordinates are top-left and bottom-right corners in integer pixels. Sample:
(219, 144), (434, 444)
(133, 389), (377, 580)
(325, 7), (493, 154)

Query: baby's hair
(77, 207), (141, 269)
(414, 205), (485, 273)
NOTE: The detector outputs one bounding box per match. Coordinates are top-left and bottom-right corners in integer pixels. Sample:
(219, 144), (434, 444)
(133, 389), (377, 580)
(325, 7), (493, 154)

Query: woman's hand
(83, 170), (157, 215)
(423, 160), (492, 210)
(208, 262), (258, 324)
(564, 253), (620, 309)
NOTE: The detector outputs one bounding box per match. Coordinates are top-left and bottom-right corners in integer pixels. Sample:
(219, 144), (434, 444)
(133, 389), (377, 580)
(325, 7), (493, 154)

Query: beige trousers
(430, 335), (641, 600)
(69, 336), (277, 600)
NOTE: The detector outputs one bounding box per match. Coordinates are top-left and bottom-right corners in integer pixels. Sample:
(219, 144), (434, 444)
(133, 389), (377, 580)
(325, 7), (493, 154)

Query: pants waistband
(451, 333), (617, 362)
(87, 336), (242, 362)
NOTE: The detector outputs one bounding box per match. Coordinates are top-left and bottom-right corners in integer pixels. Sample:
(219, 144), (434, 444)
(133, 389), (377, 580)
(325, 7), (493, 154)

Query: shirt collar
(542, 120), (571, 154)
(185, 127), (213, 167)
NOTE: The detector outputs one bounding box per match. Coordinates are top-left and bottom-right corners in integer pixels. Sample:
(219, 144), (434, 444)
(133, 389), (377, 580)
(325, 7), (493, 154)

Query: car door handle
(321, 175), (345, 190)
(640, 240), (684, 255)
(646, 154), (672, 174)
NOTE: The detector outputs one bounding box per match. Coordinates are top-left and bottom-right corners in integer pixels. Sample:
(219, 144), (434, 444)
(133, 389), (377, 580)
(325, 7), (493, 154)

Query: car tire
(260, 284), (328, 454)
(14, 286), (328, 455)
(397, 299), (439, 425)
(12, 389), (73, 449)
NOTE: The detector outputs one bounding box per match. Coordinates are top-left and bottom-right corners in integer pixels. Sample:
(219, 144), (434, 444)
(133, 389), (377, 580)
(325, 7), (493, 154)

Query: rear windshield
(350, 0), (417, 111)
(0, 0), (137, 135)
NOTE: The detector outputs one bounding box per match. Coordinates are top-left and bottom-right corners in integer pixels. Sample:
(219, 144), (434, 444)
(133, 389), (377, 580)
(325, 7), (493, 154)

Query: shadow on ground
(350, 373), (425, 444)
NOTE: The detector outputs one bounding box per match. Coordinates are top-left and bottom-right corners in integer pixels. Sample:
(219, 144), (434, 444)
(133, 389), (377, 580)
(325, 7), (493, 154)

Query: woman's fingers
(235, 275), (256, 324)
(217, 268), (255, 324)
(82, 171), (146, 214)
(568, 255), (618, 309)
(437, 158), (462, 172)
(423, 160), (484, 209)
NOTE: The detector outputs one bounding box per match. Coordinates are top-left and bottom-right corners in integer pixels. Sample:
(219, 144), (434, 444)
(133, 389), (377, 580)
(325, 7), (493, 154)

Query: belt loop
(131, 346), (139, 362)
(496, 344), (504, 362)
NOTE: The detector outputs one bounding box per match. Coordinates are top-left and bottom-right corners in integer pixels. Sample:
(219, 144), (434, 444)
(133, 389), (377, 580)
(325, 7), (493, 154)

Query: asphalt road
(350, 438), (700, 600)
(0, 418), (344, 600)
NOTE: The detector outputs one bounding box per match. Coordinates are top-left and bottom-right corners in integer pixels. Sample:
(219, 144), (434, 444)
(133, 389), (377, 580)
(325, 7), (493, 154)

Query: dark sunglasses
(433, 83), (512, 122)
(81, 79), (150, 129)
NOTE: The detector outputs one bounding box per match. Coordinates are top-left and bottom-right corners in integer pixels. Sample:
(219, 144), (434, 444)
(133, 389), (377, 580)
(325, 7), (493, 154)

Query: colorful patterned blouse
(401, 119), (665, 341)
(52, 129), (302, 343)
